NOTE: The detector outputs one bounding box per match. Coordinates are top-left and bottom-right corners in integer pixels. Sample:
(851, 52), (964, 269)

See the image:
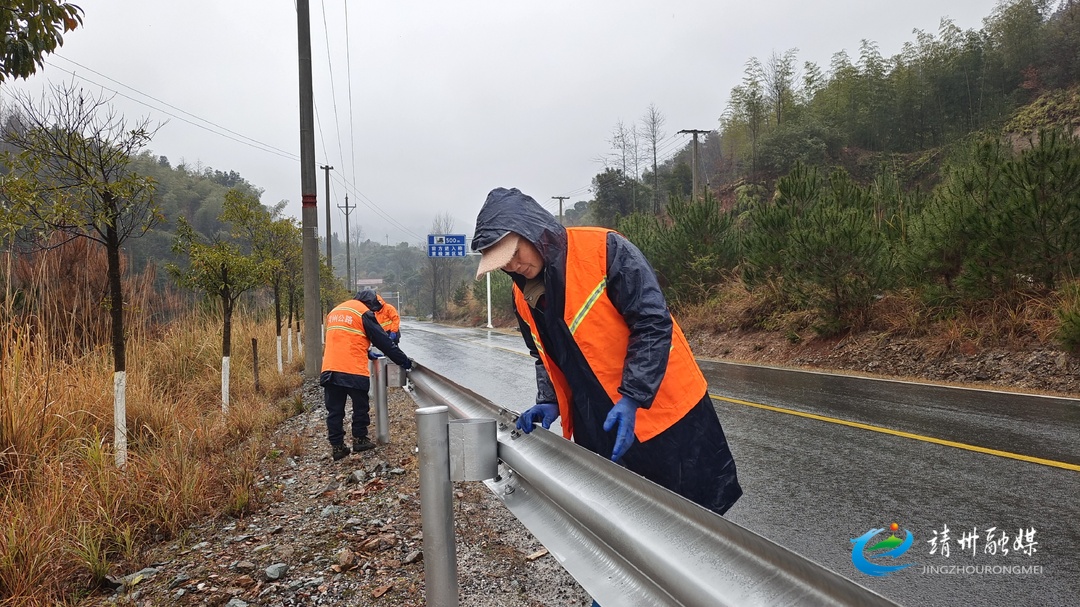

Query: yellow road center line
(710, 394), (1080, 472)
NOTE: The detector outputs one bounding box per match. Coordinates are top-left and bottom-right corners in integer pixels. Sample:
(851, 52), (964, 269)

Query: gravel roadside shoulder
(83, 381), (590, 607)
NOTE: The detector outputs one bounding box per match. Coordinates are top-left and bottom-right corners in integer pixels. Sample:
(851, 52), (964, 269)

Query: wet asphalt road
(397, 320), (1080, 607)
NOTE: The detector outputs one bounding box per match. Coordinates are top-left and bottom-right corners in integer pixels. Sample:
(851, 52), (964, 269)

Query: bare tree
(3, 82), (160, 466)
(607, 119), (632, 177)
(762, 49), (800, 126)
(427, 212), (454, 320)
(349, 221), (365, 290)
(639, 104), (666, 213)
(727, 58), (770, 179)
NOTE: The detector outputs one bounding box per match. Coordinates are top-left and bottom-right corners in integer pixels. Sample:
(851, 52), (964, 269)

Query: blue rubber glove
(367, 350), (384, 360)
(603, 396), (640, 461)
(515, 402), (559, 434)
(388, 331), (399, 343)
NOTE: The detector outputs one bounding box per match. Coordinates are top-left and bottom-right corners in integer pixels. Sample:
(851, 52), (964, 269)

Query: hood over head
(355, 288), (382, 311)
(471, 187), (565, 279)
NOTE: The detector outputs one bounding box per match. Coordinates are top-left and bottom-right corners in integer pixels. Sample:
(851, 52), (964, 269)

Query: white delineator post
(485, 272), (493, 329)
(114, 371), (127, 468)
(276, 335), (283, 373)
(221, 356), (230, 413)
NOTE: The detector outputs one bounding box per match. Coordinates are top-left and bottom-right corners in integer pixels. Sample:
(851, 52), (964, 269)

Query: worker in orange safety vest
(471, 187), (741, 516)
(322, 292), (412, 461)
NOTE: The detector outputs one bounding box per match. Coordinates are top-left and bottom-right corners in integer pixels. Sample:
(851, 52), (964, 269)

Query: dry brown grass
(675, 280), (744, 334)
(1, 245), (304, 605)
(675, 279), (799, 336)
(677, 278), (1072, 358)
(284, 431), (307, 458)
(880, 291), (1062, 357)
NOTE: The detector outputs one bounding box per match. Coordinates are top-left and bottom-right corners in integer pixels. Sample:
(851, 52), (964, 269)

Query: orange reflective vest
(375, 295), (400, 333)
(513, 227), (707, 443)
(322, 299), (373, 376)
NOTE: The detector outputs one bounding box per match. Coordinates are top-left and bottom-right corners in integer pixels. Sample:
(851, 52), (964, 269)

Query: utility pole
(338, 193), (355, 291)
(552, 196), (569, 225)
(678, 129), (709, 200)
(321, 164), (334, 273)
(298, 0), (322, 378)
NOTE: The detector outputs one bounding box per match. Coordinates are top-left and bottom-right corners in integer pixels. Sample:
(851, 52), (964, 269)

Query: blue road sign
(427, 234), (467, 257)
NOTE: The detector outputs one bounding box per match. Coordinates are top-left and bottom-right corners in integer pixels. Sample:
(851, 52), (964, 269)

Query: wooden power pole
(298, 0), (322, 377)
(321, 164), (334, 272)
(338, 194), (355, 291)
(678, 129), (709, 200)
(552, 196), (569, 224)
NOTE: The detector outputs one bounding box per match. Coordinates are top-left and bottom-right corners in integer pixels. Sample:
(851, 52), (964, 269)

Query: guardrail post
(373, 357), (389, 444)
(416, 405), (458, 606)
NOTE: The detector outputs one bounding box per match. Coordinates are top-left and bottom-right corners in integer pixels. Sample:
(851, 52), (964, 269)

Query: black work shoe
(331, 443), (351, 461)
(352, 437), (375, 453)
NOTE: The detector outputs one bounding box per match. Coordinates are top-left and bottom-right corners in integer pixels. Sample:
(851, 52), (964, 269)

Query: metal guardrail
(403, 364), (900, 607)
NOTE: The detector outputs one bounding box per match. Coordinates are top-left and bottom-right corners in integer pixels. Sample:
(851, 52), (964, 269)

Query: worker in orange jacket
(356, 289), (401, 345)
(471, 187), (741, 516)
(322, 292), (412, 461)
(377, 292), (401, 344)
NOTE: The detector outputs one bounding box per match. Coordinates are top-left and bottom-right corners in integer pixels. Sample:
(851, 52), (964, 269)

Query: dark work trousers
(323, 377), (372, 446)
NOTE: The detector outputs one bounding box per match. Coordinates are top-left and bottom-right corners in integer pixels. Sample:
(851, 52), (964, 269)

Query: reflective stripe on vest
(568, 278), (606, 335)
(514, 227), (707, 443)
(322, 300), (372, 376)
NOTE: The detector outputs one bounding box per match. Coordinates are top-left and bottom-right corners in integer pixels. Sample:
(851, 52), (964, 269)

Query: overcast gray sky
(6, 0), (999, 246)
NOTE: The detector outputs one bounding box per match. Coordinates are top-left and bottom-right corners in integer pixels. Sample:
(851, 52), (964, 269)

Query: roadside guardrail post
(416, 406), (458, 607)
(373, 357), (390, 444)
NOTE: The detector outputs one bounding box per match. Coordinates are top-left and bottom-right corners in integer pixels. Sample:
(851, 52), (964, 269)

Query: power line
(557, 184), (592, 198)
(327, 171), (424, 242)
(550, 132), (695, 209)
(344, 1), (357, 193)
(319, 0), (347, 187)
(313, 99), (331, 167)
(45, 41), (422, 245)
(49, 55), (299, 161)
(43, 60), (299, 162)
(44, 56), (415, 240)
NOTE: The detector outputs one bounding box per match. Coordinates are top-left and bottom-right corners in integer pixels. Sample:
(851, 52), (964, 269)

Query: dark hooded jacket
(473, 187), (741, 514)
(473, 188), (673, 442)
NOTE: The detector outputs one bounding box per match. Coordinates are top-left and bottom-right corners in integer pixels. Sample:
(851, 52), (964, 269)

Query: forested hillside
(578, 0), (1079, 224)
(500, 0), (1080, 352)
(122, 153), (261, 277)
